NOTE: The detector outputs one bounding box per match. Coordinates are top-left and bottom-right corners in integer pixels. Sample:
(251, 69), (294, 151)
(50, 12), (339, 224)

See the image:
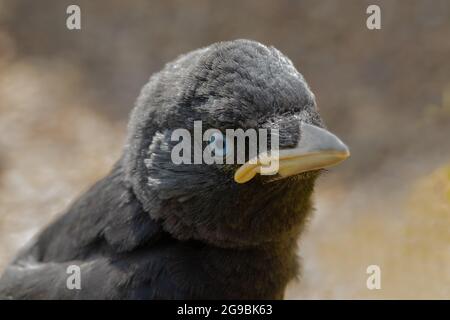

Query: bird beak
(234, 123), (350, 183)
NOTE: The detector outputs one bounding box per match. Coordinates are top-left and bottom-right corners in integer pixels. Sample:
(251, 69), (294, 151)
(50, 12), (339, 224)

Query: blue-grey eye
(210, 132), (227, 157)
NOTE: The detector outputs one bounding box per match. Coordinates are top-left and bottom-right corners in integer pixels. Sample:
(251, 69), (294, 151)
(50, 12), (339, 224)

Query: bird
(0, 39), (349, 299)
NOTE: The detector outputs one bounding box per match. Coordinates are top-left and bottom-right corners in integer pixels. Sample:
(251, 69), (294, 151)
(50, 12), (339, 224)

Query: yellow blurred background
(0, 0), (449, 299)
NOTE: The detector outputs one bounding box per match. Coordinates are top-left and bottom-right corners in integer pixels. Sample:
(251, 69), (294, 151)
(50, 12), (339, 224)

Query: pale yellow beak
(234, 123), (350, 184)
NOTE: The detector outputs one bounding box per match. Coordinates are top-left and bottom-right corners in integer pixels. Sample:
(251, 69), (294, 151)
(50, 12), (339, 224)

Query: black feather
(0, 39), (324, 299)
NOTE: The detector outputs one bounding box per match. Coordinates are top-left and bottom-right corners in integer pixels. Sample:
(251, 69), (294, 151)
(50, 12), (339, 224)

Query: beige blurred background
(0, 0), (449, 299)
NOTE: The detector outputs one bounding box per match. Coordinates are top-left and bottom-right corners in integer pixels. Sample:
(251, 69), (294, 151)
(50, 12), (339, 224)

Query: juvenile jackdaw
(0, 39), (349, 299)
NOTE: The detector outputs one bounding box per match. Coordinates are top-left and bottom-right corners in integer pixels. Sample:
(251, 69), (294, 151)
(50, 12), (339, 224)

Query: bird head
(123, 40), (349, 248)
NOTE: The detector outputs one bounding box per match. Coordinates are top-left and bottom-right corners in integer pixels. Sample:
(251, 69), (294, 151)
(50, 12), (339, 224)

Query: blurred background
(0, 0), (449, 299)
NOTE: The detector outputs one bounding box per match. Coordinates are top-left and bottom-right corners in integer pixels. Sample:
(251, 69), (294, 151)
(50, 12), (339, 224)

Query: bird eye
(210, 132), (228, 157)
